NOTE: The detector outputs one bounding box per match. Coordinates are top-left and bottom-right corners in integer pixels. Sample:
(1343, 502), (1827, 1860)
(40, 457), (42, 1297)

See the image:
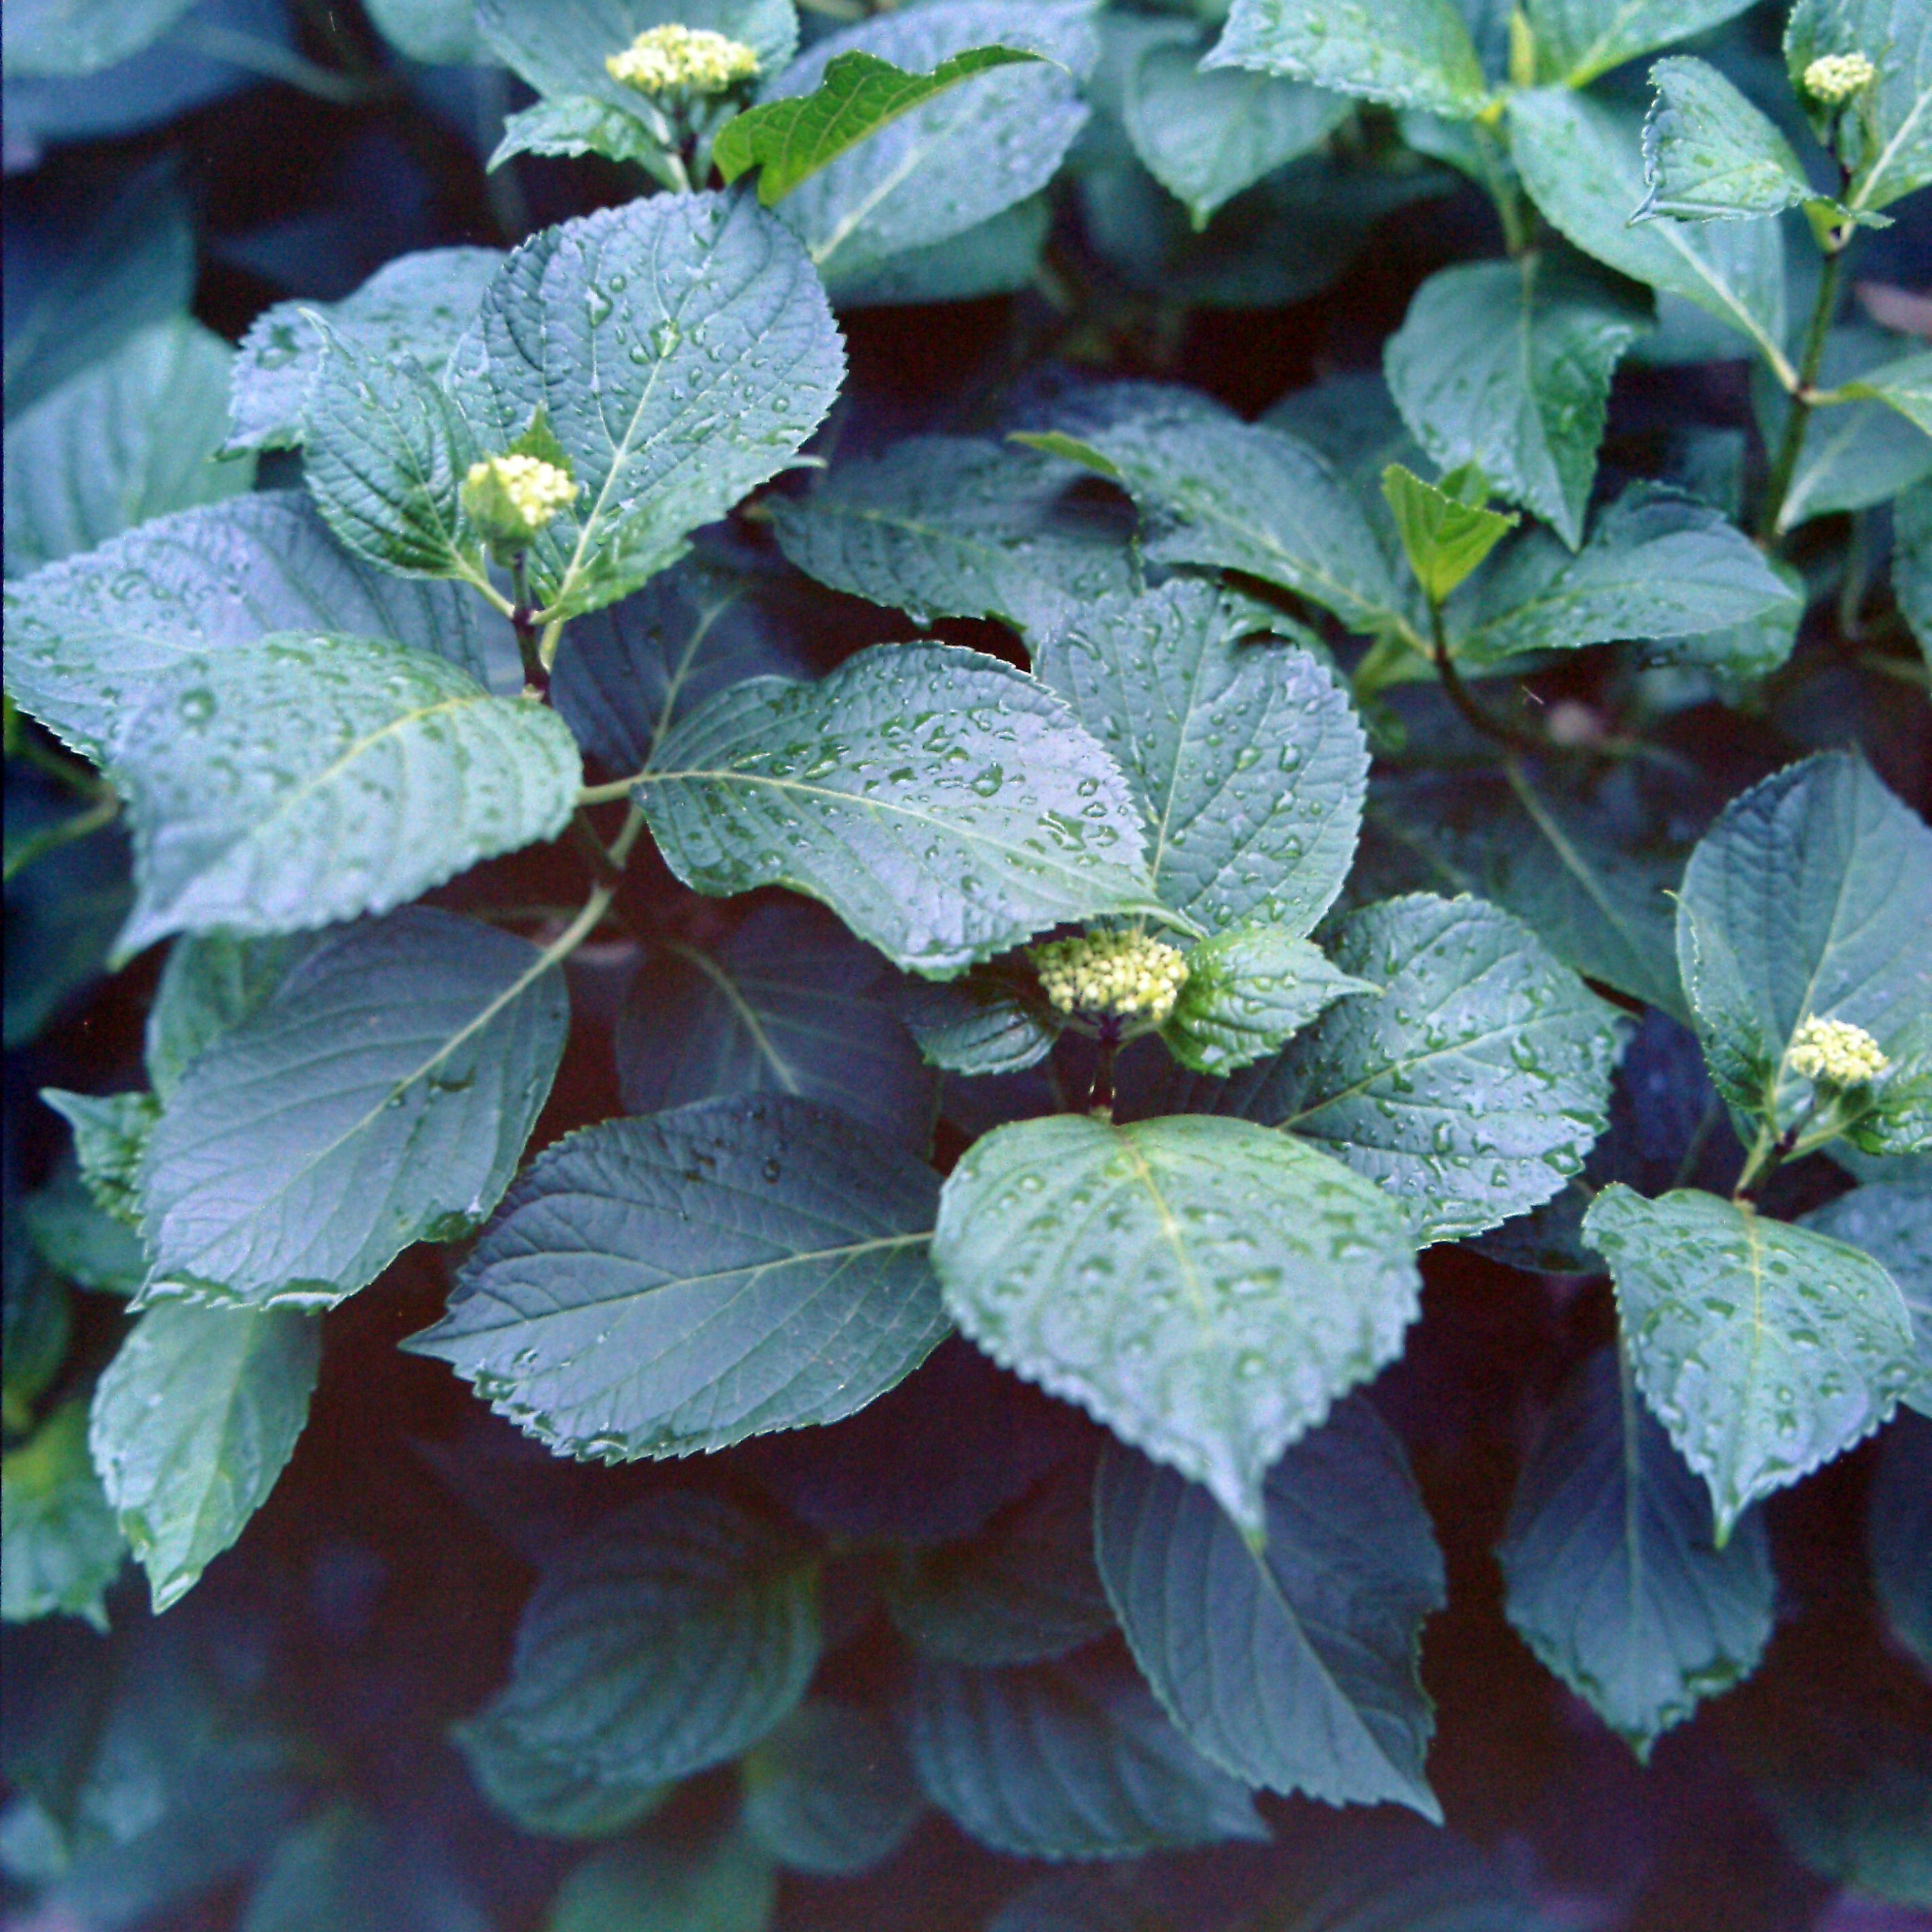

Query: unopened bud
(1031, 929), (1190, 1027)
(606, 24), (760, 96)
(1788, 1014), (1889, 1086)
(1803, 51), (1876, 103)
(462, 453), (577, 555)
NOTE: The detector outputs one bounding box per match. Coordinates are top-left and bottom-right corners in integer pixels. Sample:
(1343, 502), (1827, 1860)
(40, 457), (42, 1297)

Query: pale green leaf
(1525, 0), (1756, 88)
(143, 933), (312, 1102)
(408, 1096), (947, 1459)
(2, 0), (194, 76)
(742, 1701), (923, 1875)
(110, 633), (579, 958)
(89, 1301), (318, 1611)
(1843, 350), (1932, 437)
(825, 195), (1052, 308)
(1762, 332), (1932, 534)
(1586, 1184), (1918, 1541)
(1802, 1180), (1932, 1415)
(1163, 925), (1377, 1076)
(1203, 0), (1489, 118)
(1381, 462), (1517, 601)
(1636, 57), (1830, 223)
(138, 908), (568, 1309)
(1786, 0), (1932, 213)
(635, 642), (1164, 979)
(0, 1402), (124, 1629)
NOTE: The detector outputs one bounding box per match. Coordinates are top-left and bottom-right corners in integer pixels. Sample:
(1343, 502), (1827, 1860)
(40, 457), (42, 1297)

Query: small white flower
(1031, 930), (1190, 1026)
(462, 453), (578, 536)
(1788, 1014), (1889, 1086)
(1803, 51), (1877, 104)
(606, 24), (760, 96)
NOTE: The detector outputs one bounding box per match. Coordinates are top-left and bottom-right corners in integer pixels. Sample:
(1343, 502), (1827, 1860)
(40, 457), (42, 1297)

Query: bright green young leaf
(1032, 580), (1370, 936)
(1802, 1181), (1932, 1415)
(3, 318), (253, 580)
(1, 1401), (124, 1630)
(1498, 1345), (1773, 1755)
(1786, 0), (1932, 213)
(456, 1490), (821, 1788)
(1636, 58), (1832, 224)
(89, 1301), (318, 1612)
(1384, 253), (1650, 549)
(904, 1650), (1266, 1858)
(716, 46), (1046, 205)
(1122, 42), (1350, 227)
(1867, 1414), (1931, 1667)
(896, 967), (1060, 1076)
(1203, 0), (1489, 118)
(110, 633), (580, 958)
(143, 933), (312, 1103)
(39, 1088), (157, 1228)
(409, 1096), (947, 1460)
(635, 643), (1164, 978)
(225, 248), (504, 453)
(1674, 752), (1932, 1151)
(1507, 89), (1792, 385)
(1842, 351), (1932, 437)
(933, 1111), (1421, 1536)
(1163, 924), (1377, 1076)
(768, 437), (1138, 646)
(1095, 1399), (1444, 1815)
(451, 194), (841, 621)
(138, 908), (568, 1309)
(1524, 0), (1756, 88)
(2, 492), (515, 763)
(1450, 486), (1798, 671)
(742, 1701), (924, 1876)
(1381, 462), (1518, 602)
(547, 1827), (776, 1932)
(1587, 1185), (1918, 1542)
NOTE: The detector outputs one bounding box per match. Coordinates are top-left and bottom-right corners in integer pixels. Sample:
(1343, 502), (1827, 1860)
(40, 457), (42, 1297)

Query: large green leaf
(1203, 0), (1489, 117)
(1384, 254), (1648, 549)
(3, 318), (253, 580)
(1498, 1345), (1773, 1755)
(88, 1302), (317, 1612)
(138, 908), (568, 1309)
(110, 632), (579, 958)
(635, 642), (1164, 979)
(1032, 580), (1369, 935)
(933, 1111), (1420, 1536)
(1802, 1180), (1932, 1415)
(1450, 486), (1798, 671)
(1163, 925), (1377, 1076)
(0, 1401), (124, 1630)
(767, 437), (1137, 646)
(1674, 752), (1932, 1152)
(1786, 0), (1931, 213)
(449, 192), (842, 619)
(741, 1701), (924, 1876)
(1585, 1185), (1918, 1541)
(456, 1490), (821, 1788)
(2, 491), (516, 762)
(1507, 89), (1791, 383)
(1094, 1399), (1443, 1814)
(1524, 0), (1756, 88)
(1176, 895), (1626, 1246)
(1636, 57), (1829, 224)
(143, 933), (313, 1103)
(2, 0), (194, 76)
(225, 248), (505, 454)
(1122, 41), (1350, 227)
(409, 1097), (947, 1460)
(904, 1650), (1266, 1858)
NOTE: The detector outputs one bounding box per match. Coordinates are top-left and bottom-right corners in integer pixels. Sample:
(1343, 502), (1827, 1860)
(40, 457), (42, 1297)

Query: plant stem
(1428, 599), (1547, 754)
(1757, 244), (1848, 542)
(510, 554), (547, 694)
(3, 792), (121, 882)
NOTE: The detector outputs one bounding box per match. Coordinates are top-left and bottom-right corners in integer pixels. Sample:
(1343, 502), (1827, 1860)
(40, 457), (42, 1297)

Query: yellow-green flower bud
(606, 24), (760, 96)
(1788, 1014), (1889, 1086)
(1030, 930), (1190, 1027)
(461, 453), (578, 554)
(1803, 51), (1877, 103)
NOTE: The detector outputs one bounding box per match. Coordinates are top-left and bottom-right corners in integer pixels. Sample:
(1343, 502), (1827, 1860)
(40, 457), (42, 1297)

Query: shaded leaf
(546, 1823), (776, 1932)
(1203, 0), (1489, 117)
(1, 1402), (124, 1630)
(39, 1090), (157, 1229)
(1802, 1179), (1932, 1415)
(742, 1701), (924, 1875)
(1867, 1411), (1931, 1667)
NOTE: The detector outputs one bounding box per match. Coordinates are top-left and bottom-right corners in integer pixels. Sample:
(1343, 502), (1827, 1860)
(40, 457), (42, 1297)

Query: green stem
(3, 792), (121, 882)
(1429, 598), (1547, 755)
(1757, 244), (1848, 542)
(509, 554), (548, 693)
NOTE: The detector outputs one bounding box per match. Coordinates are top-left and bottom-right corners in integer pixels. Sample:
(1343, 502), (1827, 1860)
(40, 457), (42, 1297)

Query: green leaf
(111, 633), (580, 958)
(409, 1096), (947, 1459)
(1507, 89), (1791, 384)
(1095, 1399), (1444, 1814)
(1122, 41), (1350, 226)
(716, 45), (1046, 204)
(24, 1165), (147, 1295)
(1498, 1345), (1773, 1755)
(896, 967), (1060, 1075)
(1786, 0), (1932, 213)
(1898, 481), (1932, 661)
(635, 642), (1164, 979)
(1163, 925), (1377, 1076)
(362, 0), (486, 62)
(448, 192), (842, 620)
(2, 0), (194, 75)
(1384, 253), (1650, 550)
(1867, 1413), (1931, 1667)
(768, 436), (1138, 647)
(3, 318), (254, 580)
(3, 491), (515, 763)
(489, 95), (689, 181)
(138, 908), (567, 1309)
(39, 1089), (158, 1229)
(1842, 350), (1932, 437)
(1523, 0), (1755, 89)
(1585, 1184), (1918, 1542)
(1032, 580), (1370, 936)
(1381, 462), (1518, 601)
(144, 932), (312, 1102)
(3, 1234), (69, 1433)
(1203, 0), (1489, 118)
(1018, 392), (1406, 635)
(828, 195), (1053, 309)
(1636, 57), (1831, 224)
(1450, 486), (1798, 671)
(460, 1725), (667, 1842)
(1674, 752), (1932, 1150)
(89, 1301), (319, 1611)
(225, 248), (504, 454)
(749, 0), (1095, 292)
(1, 1402), (124, 1630)
(456, 1490), (821, 1788)
(904, 1650), (1266, 1858)
(1176, 895), (1627, 1246)
(547, 1824), (777, 1932)
(1802, 1181), (1932, 1416)
(742, 1701), (924, 1875)
(615, 899), (935, 1151)
(883, 1458), (1113, 1666)
(933, 1111), (1420, 1536)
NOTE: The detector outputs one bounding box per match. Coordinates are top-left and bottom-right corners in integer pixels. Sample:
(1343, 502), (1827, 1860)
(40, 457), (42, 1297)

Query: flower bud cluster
(1803, 51), (1876, 102)
(462, 454), (578, 542)
(1031, 929), (1189, 1026)
(1788, 1014), (1889, 1086)
(606, 24), (760, 96)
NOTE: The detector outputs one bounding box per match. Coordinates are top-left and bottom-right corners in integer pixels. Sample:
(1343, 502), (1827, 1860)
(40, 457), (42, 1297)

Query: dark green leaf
(1203, 0), (1489, 117)
(24, 1164), (147, 1296)
(489, 96), (689, 183)
(742, 1700), (924, 1875)
(1867, 1412), (1931, 1668)
(461, 1721), (667, 1841)
(828, 195), (1053, 308)
(1163, 925), (1377, 1076)
(546, 1823), (777, 1932)
(1802, 1180), (1932, 1415)
(0, 1402), (124, 1630)
(896, 968), (1060, 1075)
(1523, 0), (1755, 88)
